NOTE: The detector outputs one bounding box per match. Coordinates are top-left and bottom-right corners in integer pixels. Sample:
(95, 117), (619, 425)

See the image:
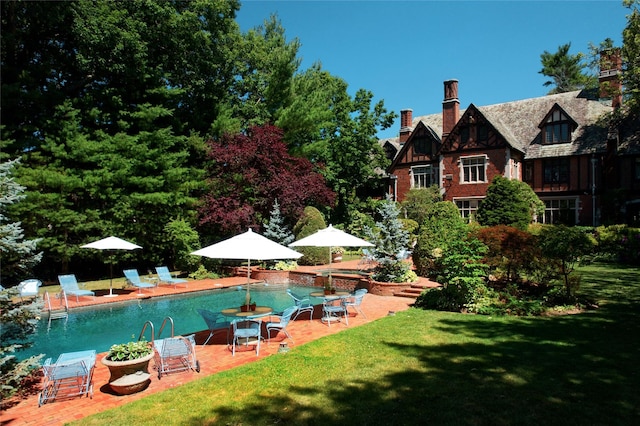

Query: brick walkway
(1, 260), (416, 425)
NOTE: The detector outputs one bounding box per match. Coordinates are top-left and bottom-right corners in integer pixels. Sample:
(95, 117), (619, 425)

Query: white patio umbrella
(81, 236), (142, 297)
(288, 225), (374, 287)
(191, 228), (303, 306)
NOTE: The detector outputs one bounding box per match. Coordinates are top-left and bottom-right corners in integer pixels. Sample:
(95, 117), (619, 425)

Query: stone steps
(393, 280), (440, 299)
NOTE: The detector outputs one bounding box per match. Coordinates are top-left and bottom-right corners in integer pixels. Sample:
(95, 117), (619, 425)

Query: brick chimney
(399, 109), (413, 143)
(442, 79), (459, 138)
(599, 48), (622, 109)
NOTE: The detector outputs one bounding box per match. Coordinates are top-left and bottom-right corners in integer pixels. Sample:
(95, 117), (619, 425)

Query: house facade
(384, 51), (639, 226)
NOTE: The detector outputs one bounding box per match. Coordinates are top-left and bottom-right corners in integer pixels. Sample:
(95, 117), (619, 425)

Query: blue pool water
(19, 284), (321, 361)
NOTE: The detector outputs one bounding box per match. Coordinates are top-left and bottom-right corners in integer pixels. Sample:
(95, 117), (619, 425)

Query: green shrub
(292, 206), (327, 265)
(413, 201), (468, 277)
(188, 265), (220, 280)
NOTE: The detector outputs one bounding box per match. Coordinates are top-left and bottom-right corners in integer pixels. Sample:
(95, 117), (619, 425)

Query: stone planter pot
(101, 352), (154, 395)
(331, 253), (342, 263)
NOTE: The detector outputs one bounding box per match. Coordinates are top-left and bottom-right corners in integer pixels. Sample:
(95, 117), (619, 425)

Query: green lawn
(74, 263), (640, 425)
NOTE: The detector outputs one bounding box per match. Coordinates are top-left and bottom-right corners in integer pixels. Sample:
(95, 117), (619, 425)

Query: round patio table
(221, 305), (273, 318)
(309, 291), (349, 299)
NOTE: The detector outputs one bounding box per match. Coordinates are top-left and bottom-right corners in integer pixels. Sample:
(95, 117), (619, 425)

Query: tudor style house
(383, 50), (639, 227)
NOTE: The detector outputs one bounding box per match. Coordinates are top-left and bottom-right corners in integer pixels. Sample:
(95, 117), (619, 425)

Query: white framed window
(460, 155), (487, 183)
(541, 197), (579, 225)
(411, 165), (438, 189)
(454, 197), (483, 222)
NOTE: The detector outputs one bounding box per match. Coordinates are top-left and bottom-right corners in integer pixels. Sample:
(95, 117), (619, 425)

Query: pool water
(19, 284), (321, 361)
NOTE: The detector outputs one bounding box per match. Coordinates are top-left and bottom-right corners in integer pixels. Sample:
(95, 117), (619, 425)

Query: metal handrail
(138, 320), (155, 344)
(157, 316), (175, 339)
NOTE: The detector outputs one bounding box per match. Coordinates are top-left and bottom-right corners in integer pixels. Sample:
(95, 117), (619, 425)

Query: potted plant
(331, 246), (345, 263)
(101, 339), (154, 395)
(240, 299), (257, 312)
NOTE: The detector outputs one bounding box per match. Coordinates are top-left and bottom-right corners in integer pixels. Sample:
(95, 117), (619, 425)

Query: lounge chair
(343, 289), (368, 318)
(38, 349), (96, 406)
(123, 269), (156, 295)
(155, 266), (188, 288)
(197, 309), (231, 345)
(18, 278), (41, 300)
(286, 289), (314, 320)
(58, 274), (95, 302)
(231, 319), (262, 356)
(153, 334), (200, 379)
(265, 306), (297, 342)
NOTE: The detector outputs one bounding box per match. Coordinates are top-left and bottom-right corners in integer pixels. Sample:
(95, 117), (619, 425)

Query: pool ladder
(44, 291), (69, 329)
(138, 316), (175, 344)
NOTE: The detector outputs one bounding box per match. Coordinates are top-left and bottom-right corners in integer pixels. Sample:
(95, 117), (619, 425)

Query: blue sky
(236, 1), (628, 139)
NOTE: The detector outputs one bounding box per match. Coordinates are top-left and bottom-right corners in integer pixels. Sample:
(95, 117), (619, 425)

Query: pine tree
(0, 159), (42, 284)
(366, 197), (412, 283)
(263, 199), (294, 246)
(0, 158), (44, 399)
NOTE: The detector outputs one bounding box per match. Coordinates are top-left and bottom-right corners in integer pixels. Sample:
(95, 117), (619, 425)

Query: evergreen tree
(0, 159), (43, 399)
(366, 198), (413, 283)
(476, 176), (535, 230)
(539, 43), (589, 94)
(263, 199), (294, 246)
(0, 159), (42, 284)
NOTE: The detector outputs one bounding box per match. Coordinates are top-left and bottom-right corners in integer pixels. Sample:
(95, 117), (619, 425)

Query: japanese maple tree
(199, 125), (335, 236)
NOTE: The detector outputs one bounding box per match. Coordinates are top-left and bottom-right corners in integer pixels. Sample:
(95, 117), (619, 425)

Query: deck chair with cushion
(265, 306), (297, 342)
(153, 334), (200, 379)
(197, 309), (232, 345)
(123, 269), (156, 295)
(343, 289), (368, 319)
(286, 289), (314, 320)
(18, 278), (42, 301)
(38, 349), (96, 406)
(155, 266), (188, 288)
(58, 274), (95, 302)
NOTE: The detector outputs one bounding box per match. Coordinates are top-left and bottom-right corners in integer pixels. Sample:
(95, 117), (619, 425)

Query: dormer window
(540, 106), (576, 144)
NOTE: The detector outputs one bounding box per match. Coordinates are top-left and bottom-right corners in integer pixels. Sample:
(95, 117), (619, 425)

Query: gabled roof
(404, 90), (613, 160)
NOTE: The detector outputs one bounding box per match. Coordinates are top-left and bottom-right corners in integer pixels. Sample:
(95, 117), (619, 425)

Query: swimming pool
(18, 284), (322, 361)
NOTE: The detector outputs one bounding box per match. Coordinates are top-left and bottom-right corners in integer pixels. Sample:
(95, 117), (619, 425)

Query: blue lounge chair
(266, 306), (297, 342)
(123, 269), (156, 295)
(58, 275), (95, 302)
(38, 349), (96, 406)
(155, 266), (188, 288)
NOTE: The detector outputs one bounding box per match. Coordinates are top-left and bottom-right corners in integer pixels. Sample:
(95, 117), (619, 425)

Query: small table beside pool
(220, 305), (273, 318)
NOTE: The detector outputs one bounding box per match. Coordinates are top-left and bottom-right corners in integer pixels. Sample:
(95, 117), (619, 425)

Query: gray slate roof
(406, 90), (613, 160)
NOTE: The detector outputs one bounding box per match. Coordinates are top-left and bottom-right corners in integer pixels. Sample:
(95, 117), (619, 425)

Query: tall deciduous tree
(539, 43), (589, 94)
(199, 125), (335, 236)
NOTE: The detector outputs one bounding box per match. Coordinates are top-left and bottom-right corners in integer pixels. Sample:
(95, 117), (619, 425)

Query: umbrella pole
(104, 257), (118, 298)
(246, 258), (251, 307)
(328, 246), (333, 289)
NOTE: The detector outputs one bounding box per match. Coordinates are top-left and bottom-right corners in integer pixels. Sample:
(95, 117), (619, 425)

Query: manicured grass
(74, 263), (640, 425)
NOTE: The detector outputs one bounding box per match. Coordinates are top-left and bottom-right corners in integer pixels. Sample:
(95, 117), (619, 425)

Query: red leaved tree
(199, 125), (335, 236)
